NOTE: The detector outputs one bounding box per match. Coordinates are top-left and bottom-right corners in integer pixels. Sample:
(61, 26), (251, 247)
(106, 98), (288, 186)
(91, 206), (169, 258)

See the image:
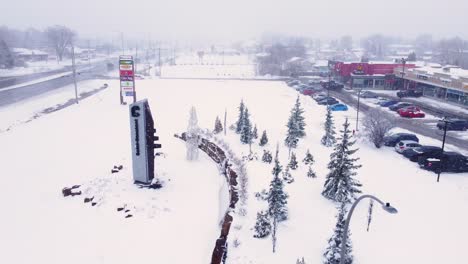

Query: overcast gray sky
(2, 0), (467, 41)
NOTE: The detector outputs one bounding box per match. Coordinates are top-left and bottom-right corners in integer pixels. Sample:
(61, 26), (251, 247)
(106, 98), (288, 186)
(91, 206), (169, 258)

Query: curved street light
(340, 194), (398, 264)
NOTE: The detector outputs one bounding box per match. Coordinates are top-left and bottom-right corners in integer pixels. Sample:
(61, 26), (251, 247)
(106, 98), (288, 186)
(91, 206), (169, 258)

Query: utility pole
(401, 58), (406, 90)
(356, 88), (362, 131)
(87, 39), (91, 68)
(71, 45), (79, 104)
(121, 32), (125, 55)
(437, 118), (449, 182)
(224, 109), (227, 136)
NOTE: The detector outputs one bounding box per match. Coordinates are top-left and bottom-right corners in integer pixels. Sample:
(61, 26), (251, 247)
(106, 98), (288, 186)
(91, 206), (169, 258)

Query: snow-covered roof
(12, 48), (48, 56)
(314, 60), (329, 67)
(288, 57), (302, 63)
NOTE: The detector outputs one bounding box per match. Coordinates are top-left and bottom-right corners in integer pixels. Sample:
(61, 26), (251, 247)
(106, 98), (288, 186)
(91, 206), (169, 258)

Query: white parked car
(394, 140), (422, 153)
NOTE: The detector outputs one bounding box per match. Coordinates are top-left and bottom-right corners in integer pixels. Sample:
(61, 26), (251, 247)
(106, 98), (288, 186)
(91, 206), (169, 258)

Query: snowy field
(0, 78), (467, 264)
(161, 53), (257, 78)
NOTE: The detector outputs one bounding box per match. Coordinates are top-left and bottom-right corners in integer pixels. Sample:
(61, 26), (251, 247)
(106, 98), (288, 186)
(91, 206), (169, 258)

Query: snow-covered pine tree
(282, 165), (294, 184)
(323, 203), (353, 264)
(186, 106), (200, 161)
(322, 118), (362, 203)
(303, 149), (315, 165)
(288, 152), (298, 170)
(285, 116), (299, 149)
(285, 96), (306, 149)
(321, 107), (337, 147)
(307, 166), (317, 178)
(268, 146), (288, 222)
(240, 108), (253, 147)
(253, 124), (258, 139)
(296, 257), (306, 264)
(253, 210), (272, 238)
(214, 116), (223, 134)
(292, 96), (306, 138)
(259, 130), (269, 146)
(235, 100), (245, 134)
(269, 145), (287, 253)
(262, 150), (273, 163)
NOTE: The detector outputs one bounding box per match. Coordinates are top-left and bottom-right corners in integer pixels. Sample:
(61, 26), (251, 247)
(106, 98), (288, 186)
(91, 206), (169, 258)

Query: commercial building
(394, 65), (468, 106)
(331, 60), (416, 89)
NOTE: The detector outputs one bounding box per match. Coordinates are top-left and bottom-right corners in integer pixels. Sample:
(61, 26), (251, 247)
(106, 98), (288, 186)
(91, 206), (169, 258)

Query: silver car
(395, 140), (422, 153)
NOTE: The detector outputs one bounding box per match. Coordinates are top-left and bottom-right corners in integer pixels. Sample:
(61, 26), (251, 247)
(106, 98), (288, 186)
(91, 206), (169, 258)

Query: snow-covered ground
(0, 77), (467, 264)
(161, 53), (256, 78)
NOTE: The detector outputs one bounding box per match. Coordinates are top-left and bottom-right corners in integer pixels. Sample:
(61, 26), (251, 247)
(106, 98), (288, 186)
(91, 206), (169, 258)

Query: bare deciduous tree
(363, 109), (395, 148)
(46, 25), (76, 61)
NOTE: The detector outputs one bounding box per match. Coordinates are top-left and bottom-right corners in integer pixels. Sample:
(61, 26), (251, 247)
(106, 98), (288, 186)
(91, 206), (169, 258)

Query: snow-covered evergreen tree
(303, 149), (315, 165)
(268, 146), (288, 222)
(235, 100), (245, 134)
(240, 108), (253, 147)
(297, 257), (306, 264)
(253, 124), (258, 139)
(186, 107), (200, 161)
(259, 130), (269, 146)
(288, 152), (298, 170)
(262, 150), (273, 163)
(323, 203), (353, 264)
(253, 210), (271, 238)
(307, 166), (317, 178)
(214, 116), (223, 134)
(285, 96), (306, 149)
(321, 107), (337, 147)
(282, 166), (294, 184)
(285, 116), (299, 149)
(292, 96), (306, 138)
(269, 145), (287, 253)
(322, 118), (362, 203)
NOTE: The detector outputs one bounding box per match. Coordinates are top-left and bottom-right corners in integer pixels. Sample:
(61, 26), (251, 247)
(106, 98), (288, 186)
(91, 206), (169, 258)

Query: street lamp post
(437, 118), (450, 182)
(356, 87), (361, 132)
(340, 194), (398, 264)
(401, 58), (406, 90)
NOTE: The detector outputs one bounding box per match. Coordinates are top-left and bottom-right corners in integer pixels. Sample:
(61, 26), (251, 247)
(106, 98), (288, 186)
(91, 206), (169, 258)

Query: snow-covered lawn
(0, 78), (467, 264)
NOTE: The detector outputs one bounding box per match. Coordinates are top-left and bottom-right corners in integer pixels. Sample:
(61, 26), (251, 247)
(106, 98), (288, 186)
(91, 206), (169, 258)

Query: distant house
(12, 48), (48, 61)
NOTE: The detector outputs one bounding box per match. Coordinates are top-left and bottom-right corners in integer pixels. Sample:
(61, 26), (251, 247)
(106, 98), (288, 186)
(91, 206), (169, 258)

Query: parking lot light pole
(437, 118), (450, 182)
(340, 195), (398, 264)
(356, 86), (361, 131)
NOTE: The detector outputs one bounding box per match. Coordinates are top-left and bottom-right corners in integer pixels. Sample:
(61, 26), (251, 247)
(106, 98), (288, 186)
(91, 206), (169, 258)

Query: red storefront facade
(331, 61), (416, 89)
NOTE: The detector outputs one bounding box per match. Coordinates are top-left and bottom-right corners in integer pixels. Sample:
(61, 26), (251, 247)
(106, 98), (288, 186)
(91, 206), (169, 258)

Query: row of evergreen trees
(234, 100), (269, 149)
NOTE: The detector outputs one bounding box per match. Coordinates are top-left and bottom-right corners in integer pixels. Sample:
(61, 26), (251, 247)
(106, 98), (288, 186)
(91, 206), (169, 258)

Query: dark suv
(383, 133), (419, 147)
(402, 146), (443, 162)
(419, 152), (468, 173)
(397, 90), (423, 98)
(436, 119), (468, 131)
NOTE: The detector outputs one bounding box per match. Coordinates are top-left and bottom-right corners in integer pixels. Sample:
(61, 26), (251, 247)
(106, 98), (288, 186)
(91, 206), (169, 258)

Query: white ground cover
(0, 77), (467, 264)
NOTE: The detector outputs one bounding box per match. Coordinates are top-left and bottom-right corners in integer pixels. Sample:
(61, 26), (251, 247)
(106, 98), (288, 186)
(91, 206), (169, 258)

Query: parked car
(360, 91), (378, 98)
(321, 80), (344, 90)
(317, 97), (339, 105)
(398, 106), (426, 118)
(419, 152), (468, 173)
(436, 119), (468, 131)
(383, 133), (419, 147)
(313, 94), (328, 101)
(329, 103), (348, 111)
(302, 88), (317, 96)
(378, 100), (399, 107)
(394, 140), (422, 153)
(389, 102), (413, 111)
(402, 146), (443, 162)
(287, 80), (300, 87)
(397, 89), (423, 98)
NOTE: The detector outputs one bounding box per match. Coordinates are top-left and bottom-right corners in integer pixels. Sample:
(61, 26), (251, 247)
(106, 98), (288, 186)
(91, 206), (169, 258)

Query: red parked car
(398, 106), (425, 118)
(302, 89), (316, 95)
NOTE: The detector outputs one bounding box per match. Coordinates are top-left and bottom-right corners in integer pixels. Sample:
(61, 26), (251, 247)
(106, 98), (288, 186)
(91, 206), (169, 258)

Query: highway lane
(0, 60), (112, 107)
